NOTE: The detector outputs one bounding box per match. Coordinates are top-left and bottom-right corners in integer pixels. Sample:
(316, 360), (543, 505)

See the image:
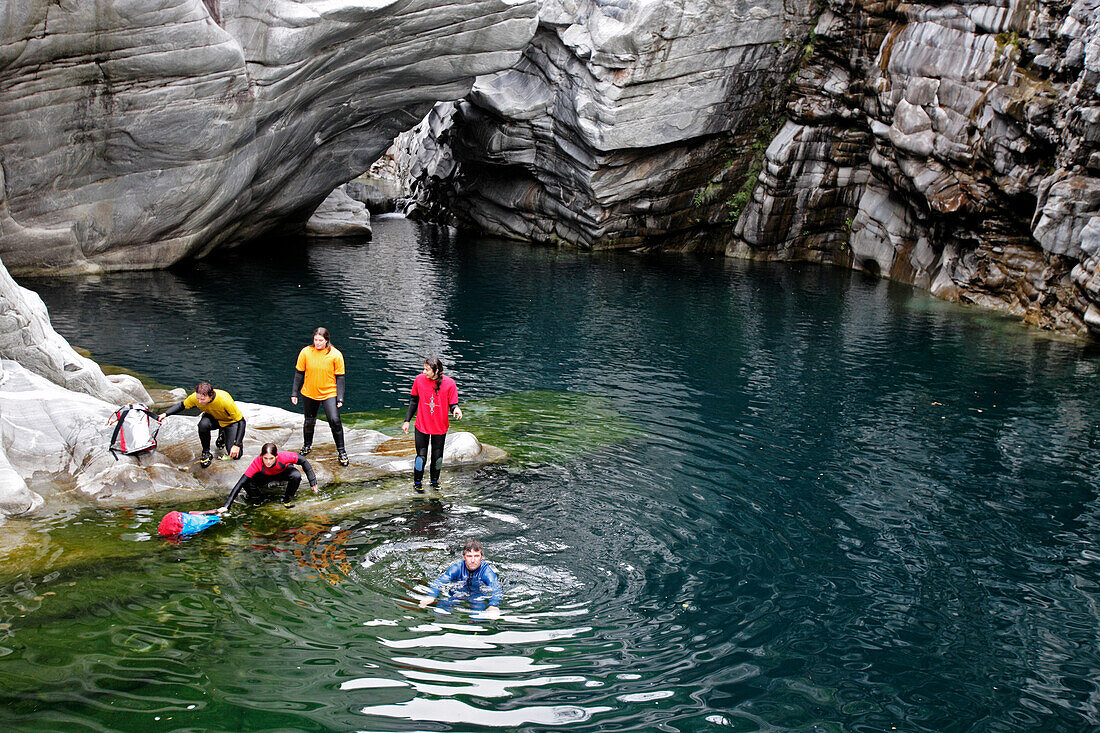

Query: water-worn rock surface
(399, 0), (1100, 337)
(0, 257), (151, 519)
(305, 187), (372, 238)
(0, 260), (148, 405)
(0, 358), (503, 520)
(10, 0), (1100, 335)
(400, 0), (818, 250)
(0, 0), (537, 273)
(725, 0), (1100, 336)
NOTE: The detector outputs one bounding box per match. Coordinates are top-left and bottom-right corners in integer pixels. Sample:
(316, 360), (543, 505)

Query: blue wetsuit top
(429, 560), (503, 606)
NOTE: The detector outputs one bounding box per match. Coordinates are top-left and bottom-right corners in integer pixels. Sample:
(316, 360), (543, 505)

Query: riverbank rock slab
(0, 360), (505, 518)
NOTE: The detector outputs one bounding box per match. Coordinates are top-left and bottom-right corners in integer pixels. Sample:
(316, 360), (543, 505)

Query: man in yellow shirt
(160, 382), (247, 467)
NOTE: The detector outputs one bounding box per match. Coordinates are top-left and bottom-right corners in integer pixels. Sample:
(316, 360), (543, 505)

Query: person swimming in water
(159, 381), (246, 467)
(419, 539), (502, 619)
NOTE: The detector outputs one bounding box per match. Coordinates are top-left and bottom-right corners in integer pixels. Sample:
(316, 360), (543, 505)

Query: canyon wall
(0, 0), (537, 273)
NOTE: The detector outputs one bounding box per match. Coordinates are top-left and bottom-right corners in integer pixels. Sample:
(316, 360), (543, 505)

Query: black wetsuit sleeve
(336, 374), (345, 404)
(163, 401), (186, 417)
(299, 458), (317, 485)
(405, 395), (417, 423)
(450, 398), (459, 414)
(223, 474), (249, 510)
(292, 370), (304, 399)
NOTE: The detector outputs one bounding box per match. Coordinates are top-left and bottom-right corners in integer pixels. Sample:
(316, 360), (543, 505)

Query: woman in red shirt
(401, 357), (462, 489)
(218, 442), (317, 511)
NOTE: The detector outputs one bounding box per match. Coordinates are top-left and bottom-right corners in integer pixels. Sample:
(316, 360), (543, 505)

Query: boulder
(305, 187), (373, 238)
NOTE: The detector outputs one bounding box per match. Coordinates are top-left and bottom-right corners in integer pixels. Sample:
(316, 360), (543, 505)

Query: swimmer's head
(463, 539), (484, 571)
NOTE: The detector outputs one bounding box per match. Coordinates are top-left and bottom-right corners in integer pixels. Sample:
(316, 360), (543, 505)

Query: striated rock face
(725, 0), (1100, 335)
(0, 0), (537, 274)
(399, 0), (818, 250)
(399, 0), (1100, 336)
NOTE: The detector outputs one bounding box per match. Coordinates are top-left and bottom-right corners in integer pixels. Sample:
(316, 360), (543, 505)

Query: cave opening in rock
(859, 258), (881, 277)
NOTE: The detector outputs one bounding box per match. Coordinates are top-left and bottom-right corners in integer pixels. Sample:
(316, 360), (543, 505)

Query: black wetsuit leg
(221, 418), (247, 458)
(243, 474), (270, 501)
(279, 468), (303, 502)
(414, 429), (428, 484)
(244, 469), (300, 502)
(414, 429), (447, 484)
(429, 432), (445, 483)
(197, 413), (218, 452)
(319, 397), (345, 451)
(301, 396), (320, 447)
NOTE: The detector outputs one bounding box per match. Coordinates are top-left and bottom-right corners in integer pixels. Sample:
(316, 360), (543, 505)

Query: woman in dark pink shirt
(401, 357), (462, 489)
(218, 442), (317, 511)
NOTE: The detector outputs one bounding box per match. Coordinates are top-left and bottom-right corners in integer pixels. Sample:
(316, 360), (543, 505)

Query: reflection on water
(6, 218), (1100, 731)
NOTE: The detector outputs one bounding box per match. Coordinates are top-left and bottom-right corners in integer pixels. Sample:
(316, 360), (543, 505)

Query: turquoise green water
(8, 217), (1100, 731)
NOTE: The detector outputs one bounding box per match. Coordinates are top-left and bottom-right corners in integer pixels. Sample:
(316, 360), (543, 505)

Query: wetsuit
(428, 560), (502, 611)
(405, 374), (458, 487)
(164, 389), (246, 457)
(293, 345), (346, 452)
(223, 451), (316, 509)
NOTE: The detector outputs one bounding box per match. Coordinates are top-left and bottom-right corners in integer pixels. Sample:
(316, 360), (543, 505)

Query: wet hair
(424, 357), (444, 392)
(261, 442), (279, 457)
(463, 539), (483, 555)
(313, 327), (331, 349)
(196, 382), (214, 397)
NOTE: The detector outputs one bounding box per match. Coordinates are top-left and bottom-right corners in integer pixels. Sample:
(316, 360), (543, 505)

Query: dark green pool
(7, 217), (1100, 731)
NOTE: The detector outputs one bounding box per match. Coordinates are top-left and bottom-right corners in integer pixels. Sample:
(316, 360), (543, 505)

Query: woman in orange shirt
(291, 327), (349, 466)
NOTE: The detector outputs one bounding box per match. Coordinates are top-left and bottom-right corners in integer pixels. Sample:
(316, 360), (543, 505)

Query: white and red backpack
(107, 403), (162, 459)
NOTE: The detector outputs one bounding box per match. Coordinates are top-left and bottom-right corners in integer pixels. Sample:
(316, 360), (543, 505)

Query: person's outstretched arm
(402, 395), (417, 434)
(158, 394), (193, 421)
(296, 457), (318, 491)
(220, 473), (250, 512)
(419, 562), (462, 607)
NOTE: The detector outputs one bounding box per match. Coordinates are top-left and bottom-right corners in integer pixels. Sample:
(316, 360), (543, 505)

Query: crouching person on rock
(159, 381), (246, 468)
(200, 442), (318, 513)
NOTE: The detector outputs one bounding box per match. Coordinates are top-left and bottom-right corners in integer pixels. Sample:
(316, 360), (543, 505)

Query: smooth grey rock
(401, 0), (819, 250)
(0, 0), (538, 273)
(345, 178), (404, 215)
(0, 255), (150, 405)
(306, 187), (372, 238)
